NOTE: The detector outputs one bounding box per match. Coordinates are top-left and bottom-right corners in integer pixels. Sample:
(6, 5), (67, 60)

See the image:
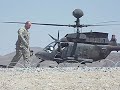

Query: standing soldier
(8, 21), (32, 68)
(110, 35), (117, 46)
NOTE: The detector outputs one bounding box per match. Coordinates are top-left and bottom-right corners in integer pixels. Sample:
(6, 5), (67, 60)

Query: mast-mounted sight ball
(73, 9), (84, 19)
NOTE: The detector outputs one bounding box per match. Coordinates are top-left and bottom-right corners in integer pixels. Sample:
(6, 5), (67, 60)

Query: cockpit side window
(44, 42), (69, 53)
(44, 42), (56, 53)
(46, 46), (54, 53)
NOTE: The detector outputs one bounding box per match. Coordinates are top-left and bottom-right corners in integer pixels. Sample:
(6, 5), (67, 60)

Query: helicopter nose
(35, 50), (48, 59)
(35, 52), (42, 59)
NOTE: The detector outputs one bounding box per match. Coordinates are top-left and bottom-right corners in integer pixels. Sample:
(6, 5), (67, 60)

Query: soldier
(8, 21), (32, 68)
(110, 35), (117, 46)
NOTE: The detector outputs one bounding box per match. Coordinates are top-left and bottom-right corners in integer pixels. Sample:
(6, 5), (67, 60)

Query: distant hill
(86, 52), (120, 67)
(0, 55), (2, 57)
(3, 47), (42, 57)
(0, 47), (43, 67)
(0, 47), (120, 67)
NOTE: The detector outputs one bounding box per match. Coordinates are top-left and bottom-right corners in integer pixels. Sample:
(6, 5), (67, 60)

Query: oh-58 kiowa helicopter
(4, 9), (120, 67)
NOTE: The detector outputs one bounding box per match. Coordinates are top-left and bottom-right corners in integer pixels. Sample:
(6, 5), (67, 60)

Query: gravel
(0, 67), (120, 90)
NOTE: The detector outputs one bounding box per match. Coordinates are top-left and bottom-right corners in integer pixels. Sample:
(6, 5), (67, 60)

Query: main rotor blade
(3, 22), (72, 27)
(32, 23), (70, 27)
(95, 21), (120, 24)
(3, 22), (120, 28)
(3, 22), (25, 24)
(81, 24), (120, 27)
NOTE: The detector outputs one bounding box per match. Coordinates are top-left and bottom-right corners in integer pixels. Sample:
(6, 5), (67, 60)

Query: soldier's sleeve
(18, 28), (29, 48)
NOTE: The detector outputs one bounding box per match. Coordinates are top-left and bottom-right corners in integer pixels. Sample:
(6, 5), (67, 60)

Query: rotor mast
(70, 9), (84, 57)
(76, 18), (80, 33)
(72, 8), (84, 33)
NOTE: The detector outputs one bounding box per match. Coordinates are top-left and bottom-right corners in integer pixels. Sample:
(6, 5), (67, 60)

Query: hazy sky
(0, 0), (120, 55)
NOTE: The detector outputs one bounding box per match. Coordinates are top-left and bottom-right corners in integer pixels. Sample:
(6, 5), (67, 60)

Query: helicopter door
(63, 43), (74, 57)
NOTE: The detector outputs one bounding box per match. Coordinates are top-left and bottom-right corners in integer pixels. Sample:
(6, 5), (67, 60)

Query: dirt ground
(0, 67), (120, 90)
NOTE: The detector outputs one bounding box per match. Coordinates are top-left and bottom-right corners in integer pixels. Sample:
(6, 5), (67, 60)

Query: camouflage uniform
(8, 27), (30, 68)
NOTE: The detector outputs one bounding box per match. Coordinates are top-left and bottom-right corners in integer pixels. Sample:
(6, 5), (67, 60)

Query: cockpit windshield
(43, 42), (57, 53)
(44, 41), (69, 53)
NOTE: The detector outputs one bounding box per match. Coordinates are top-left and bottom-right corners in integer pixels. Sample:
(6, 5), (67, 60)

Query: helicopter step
(54, 56), (64, 64)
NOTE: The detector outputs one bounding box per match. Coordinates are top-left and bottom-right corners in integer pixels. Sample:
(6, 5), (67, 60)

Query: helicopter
(35, 9), (120, 67)
(3, 9), (120, 67)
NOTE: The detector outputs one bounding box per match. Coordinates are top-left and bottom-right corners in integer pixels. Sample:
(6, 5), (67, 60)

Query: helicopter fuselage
(35, 42), (114, 64)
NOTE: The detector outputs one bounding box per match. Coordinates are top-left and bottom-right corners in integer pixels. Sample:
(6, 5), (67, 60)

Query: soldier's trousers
(8, 47), (30, 68)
